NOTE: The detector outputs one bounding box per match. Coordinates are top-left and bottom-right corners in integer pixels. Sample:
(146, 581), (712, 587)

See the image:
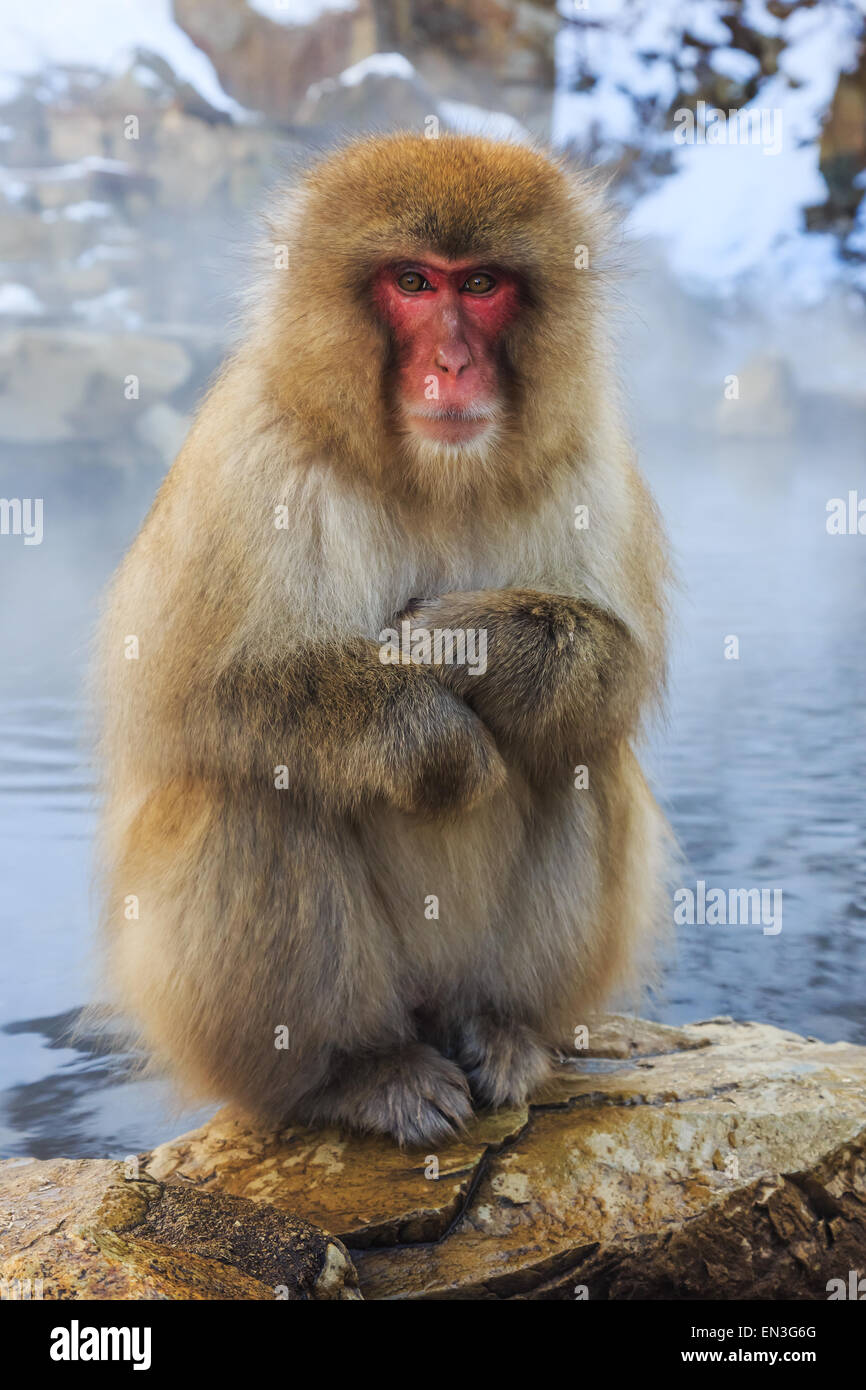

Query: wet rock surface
(146, 1016), (866, 1300)
(0, 1157), (360, 1299)
(3, 1016), (865, 1300)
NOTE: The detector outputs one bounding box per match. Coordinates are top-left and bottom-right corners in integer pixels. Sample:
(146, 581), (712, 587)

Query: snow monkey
(96, 134), (671, 1147)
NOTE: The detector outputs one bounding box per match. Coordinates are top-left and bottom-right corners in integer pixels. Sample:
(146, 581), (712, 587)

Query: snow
(677, 1), (731, 48)
(32, 157), (132, 182)
(439, 101), (530, 144)
(553, 81), (636, 152)
(249, 0), (357, 23)
(73, 286), (141, 328)
(77, 242), (137, 268)
(555, 0), (731, 56)
(553, 0), (866, 303)
(553, 3), (696, 153)
(631, 135), (827, 285)
(61, 201), (113, 222)
(334, 53), (415, 87)
(740, 0), (784, 39)
(0, 284), (44, 316)
(1, 0), (243, 114)
(305, 52), (417, 103)
(849, 197), (866, 261)
(0, 170), (27, 202)
(3, 157), (136, 210)
(129, 62), (169, 92)
(710, 47), (761, 83)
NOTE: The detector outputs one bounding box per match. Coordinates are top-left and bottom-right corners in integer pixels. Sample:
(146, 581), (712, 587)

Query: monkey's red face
(372, 258), (520, 448)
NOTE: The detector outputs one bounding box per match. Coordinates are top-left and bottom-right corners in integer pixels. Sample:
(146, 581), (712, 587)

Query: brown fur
(94, 134), (672, 1146)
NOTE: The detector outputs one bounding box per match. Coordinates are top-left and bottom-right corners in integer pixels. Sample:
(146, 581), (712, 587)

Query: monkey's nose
(434, 341), (471, 376)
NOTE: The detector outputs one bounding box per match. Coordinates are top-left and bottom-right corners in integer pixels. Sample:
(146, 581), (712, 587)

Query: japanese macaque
(96, 134), (671, 1147)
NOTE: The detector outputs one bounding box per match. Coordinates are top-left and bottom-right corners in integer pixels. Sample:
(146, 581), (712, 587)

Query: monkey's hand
(399, 589), (646, 781)
(204, 636), (506, 816)
(379, 674), (507, 818)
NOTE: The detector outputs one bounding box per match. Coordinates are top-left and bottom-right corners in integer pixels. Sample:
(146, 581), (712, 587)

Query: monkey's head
(260, 134), (614, 510)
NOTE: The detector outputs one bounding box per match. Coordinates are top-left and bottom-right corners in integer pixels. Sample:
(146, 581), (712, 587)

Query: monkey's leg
(296, 1042), (473, 1148)
(108, 788), (447, 1129)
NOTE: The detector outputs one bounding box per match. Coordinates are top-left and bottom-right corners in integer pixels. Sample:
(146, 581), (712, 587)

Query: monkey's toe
(361, 1044), (473, 1148)
(457, 1017), (552, 1109)
(306, 1043), (474, 1148)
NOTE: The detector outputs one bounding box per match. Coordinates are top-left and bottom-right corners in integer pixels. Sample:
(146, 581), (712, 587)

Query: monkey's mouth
(406, 403), (499, 445)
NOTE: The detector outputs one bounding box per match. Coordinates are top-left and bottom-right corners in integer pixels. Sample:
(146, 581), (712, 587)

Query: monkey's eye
(461, 272), (496, 295)
(396, 271), (432, 293)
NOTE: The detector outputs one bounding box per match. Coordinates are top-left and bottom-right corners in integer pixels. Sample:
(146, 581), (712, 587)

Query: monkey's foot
(307, 1043), (473, 1148)
(457, 1016), (552, 1108)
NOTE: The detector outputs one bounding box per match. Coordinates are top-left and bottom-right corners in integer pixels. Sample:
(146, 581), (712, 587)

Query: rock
(296, 57), (438, 133)
(570, 1011), (712, 1059)
(43, 112), (106, 167)
(172, 0), (556, 130)
(715, 353), (798, 438)
(134, 402), (191, 462)
(0, 1159), (361, 1300)
(147, 107), (272, 209)
(377, 0), (558, 89)
(147, 1103), (530, 1248)
(173, 0), (378, 122)
(144, 1017), (866, 1299)
(0, 206), (94, 265)
(4, 1018), (865, 1300)
(0, 329), (192, 442)
(818, 46), (866, 224)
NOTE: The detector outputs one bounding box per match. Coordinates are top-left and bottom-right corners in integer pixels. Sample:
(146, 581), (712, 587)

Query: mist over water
(1, 250), (865, 1159)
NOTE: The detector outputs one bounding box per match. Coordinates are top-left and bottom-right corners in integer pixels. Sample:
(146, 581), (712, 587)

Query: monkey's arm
(400, 590), (655, 780)
(176, 635), (505, 815)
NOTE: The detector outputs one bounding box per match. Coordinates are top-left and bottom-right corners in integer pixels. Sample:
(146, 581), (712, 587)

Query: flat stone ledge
(4, 1017), (865, 1300)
